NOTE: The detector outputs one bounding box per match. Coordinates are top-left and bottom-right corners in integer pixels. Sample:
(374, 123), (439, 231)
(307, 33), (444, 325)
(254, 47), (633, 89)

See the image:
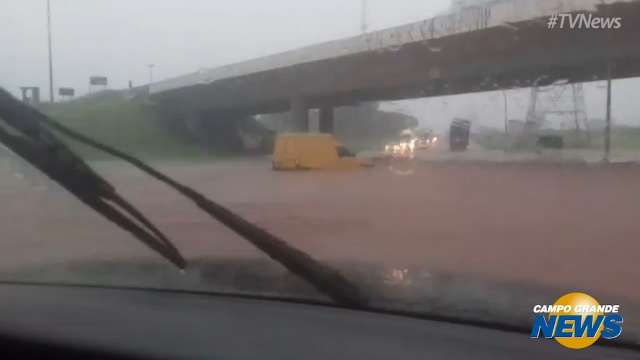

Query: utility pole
(360, 0), (368, 34)
(604, 62), (614, 162)
(47, 0), (55, 103)
(502, 90), (509, 135)
(147, 64), (155, 84)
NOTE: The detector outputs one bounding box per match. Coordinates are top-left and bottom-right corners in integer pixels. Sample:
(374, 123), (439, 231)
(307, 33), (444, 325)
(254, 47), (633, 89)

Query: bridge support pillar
(319, 107), (334, 133)
(290, 96), (309, 132)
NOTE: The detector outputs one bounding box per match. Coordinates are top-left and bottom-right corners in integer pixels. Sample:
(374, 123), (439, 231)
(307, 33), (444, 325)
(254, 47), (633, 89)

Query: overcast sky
(1, 0), (637, 131)
(0, 0), (450, 96)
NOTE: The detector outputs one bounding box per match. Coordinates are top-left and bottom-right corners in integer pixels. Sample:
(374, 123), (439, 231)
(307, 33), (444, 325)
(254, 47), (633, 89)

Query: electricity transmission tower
(525, 83), (591, 146)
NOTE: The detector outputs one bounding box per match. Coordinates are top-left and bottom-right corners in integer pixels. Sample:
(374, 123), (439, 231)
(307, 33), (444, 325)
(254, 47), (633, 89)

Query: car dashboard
(0, 283), (636, 359)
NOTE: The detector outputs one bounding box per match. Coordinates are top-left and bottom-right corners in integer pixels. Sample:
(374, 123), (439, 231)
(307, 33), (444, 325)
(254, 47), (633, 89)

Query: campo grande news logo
(530, 292), (623, 349)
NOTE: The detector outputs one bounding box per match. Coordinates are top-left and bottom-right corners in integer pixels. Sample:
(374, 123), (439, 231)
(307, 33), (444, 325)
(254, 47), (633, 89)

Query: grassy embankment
(42, 92), (209, 161)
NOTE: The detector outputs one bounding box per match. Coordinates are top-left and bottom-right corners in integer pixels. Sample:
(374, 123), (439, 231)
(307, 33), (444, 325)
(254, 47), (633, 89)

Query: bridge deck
(150, 0), (640, 116)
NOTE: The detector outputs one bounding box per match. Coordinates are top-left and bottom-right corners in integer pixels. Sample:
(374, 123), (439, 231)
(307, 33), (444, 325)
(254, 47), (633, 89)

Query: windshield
(1, 0), (639, 350)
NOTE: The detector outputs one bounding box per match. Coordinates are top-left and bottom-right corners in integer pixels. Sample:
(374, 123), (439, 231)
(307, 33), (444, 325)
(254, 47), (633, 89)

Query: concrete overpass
(150, 0), (640, 132)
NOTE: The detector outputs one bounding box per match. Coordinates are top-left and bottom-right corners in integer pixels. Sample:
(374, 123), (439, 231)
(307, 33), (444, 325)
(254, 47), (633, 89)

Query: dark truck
(449, 119), (471, 152)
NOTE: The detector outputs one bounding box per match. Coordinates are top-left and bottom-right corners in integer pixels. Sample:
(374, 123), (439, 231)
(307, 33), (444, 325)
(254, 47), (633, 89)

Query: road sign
(19, 87), (40, 105)
(58, 87), (75, 96)
(89, 76), (108, 86)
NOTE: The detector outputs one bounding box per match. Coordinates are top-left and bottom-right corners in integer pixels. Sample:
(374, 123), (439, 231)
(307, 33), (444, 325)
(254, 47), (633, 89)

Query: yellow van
(273, 133), (372, 170)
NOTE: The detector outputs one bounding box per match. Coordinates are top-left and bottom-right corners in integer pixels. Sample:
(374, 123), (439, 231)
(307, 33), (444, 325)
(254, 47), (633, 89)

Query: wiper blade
(0, 89), (186, 269)
(0, 88), (367, 308)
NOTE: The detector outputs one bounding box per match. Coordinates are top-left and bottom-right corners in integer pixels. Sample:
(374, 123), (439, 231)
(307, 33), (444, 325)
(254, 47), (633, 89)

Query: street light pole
(147, 64), (155, 84)
(47, 0), (55, 103)
(360, 0), (368, 34)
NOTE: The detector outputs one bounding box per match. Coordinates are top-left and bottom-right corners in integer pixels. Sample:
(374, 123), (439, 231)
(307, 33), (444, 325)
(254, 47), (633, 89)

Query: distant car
(273, 133), (372, 171)
(384, 134), (417, 158)
(416, 133), (439, 149)
(537, 135), (564, 150)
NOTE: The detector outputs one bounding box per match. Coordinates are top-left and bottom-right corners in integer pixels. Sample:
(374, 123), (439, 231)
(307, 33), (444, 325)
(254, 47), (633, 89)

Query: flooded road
(2, 157), (639, 301)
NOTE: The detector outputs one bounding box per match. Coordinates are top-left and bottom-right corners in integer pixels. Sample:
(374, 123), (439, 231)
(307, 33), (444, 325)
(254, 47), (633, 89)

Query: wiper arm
(0, 89), (185, 269)
(0, 88), (367, 308)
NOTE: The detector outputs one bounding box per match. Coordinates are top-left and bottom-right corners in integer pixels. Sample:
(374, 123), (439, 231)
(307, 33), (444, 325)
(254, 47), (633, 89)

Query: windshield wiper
(0, 89), (185, 269)
(0, 88), (367, 308)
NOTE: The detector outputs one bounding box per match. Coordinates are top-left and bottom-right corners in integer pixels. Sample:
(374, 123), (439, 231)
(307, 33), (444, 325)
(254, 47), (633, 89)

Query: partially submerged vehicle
(272, 133), (372, 170)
